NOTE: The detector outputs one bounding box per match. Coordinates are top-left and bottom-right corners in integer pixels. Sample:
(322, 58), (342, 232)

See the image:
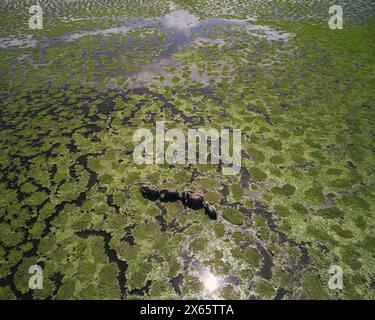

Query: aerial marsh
(0, 0), (374, 300)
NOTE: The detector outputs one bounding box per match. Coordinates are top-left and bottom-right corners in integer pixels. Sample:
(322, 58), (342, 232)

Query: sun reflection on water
(204, 272), (220, 292)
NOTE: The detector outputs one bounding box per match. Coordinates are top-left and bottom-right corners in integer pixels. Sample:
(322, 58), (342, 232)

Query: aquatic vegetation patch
(222, 208), (244, 226)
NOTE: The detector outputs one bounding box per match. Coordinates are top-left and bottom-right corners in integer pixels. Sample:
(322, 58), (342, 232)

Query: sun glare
(203, 273), (219, 293)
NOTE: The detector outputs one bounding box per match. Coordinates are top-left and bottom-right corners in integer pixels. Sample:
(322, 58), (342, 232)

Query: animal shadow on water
(139, 184), (217, 220)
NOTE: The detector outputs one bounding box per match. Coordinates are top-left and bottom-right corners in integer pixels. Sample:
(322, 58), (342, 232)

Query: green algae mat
(0, 0), (374, 300)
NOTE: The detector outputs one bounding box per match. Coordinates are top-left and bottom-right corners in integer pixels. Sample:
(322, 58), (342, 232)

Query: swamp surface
(0, 0), (374, 299)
